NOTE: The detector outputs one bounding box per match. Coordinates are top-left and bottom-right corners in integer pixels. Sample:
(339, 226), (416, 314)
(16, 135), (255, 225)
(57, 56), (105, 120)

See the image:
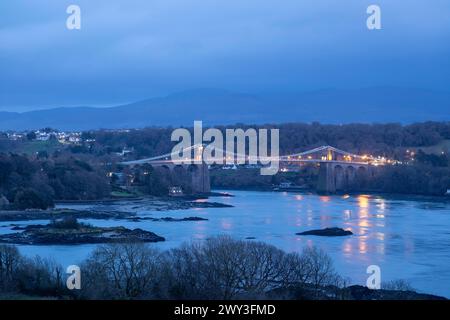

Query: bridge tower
(317, 162), (336, 193)
(190, 162), (211, 194)
(317, 162), (372, 193)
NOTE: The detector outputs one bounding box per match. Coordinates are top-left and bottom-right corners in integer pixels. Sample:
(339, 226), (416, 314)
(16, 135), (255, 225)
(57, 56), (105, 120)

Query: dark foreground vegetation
(0, 237), (445, 300)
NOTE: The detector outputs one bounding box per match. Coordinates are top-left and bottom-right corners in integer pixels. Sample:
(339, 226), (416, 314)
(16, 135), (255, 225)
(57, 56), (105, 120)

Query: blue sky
(0, 0), (449, 111)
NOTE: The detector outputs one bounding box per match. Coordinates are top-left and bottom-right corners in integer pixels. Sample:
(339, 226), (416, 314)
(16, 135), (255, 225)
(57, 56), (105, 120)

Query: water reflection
(357, 194), (370, 208)
(220, 218), (233, 230)
(343, 209), (352, 220)
(12, 190), (450, 298)
(358, 237), (368, 254)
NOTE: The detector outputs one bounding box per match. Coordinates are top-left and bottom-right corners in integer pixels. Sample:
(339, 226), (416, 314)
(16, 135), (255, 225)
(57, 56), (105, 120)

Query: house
(222, 164), (237, 170)
(169, 186), (184, 197)
(116, 148), (133, 156)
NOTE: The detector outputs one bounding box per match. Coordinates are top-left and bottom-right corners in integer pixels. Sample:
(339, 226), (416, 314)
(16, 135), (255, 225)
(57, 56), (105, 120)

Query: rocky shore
(0, 197), (232, 222)
(0, 221), (165, 245)
(0, 196), (232, 245)
(0, 209), (133, 222)
(268, 284), (447, 300)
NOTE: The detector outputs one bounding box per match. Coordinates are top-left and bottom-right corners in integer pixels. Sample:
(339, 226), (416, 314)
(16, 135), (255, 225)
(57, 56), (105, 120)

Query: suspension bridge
(120, 145), (388, 193)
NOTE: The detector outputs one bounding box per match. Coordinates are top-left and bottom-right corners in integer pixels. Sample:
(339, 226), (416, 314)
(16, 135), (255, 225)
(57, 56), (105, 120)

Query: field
(407, 139), (450, 155)
(0, 139), (63, 155)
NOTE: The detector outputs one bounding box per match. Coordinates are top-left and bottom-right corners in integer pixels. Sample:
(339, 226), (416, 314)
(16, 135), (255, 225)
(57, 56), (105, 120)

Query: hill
(1, 87), (449, 131)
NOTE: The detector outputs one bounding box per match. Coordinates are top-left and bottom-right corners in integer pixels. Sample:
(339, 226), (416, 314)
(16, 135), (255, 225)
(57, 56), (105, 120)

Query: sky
(0, 0), (450, 111)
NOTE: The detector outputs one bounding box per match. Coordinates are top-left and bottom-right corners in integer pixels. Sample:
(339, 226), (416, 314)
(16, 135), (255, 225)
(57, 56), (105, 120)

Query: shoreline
(0, 196), (233, 222)
(213, 186), (450, 202)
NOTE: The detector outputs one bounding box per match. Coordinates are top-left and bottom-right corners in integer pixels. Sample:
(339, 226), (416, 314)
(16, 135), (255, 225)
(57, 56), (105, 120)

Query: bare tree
(81, 242), (162, 299)
(301, 246), (338, 298)
(0, 245), (22, 292)
(382, 279), (415, 292)
(164, 236), (321, 300)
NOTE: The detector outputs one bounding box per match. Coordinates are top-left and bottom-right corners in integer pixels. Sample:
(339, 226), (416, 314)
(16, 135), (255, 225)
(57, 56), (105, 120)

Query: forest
(0, 153), (110, 209)
(0, 121), (450, 207)
(84, 122), (450, 158)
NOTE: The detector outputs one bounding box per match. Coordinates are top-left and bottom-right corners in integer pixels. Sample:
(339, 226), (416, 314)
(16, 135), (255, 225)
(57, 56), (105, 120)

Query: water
(3, 190), (450, 297)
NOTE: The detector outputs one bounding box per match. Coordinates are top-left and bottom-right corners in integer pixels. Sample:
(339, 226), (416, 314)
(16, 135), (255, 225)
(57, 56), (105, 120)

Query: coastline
(213, 186), (450, 202)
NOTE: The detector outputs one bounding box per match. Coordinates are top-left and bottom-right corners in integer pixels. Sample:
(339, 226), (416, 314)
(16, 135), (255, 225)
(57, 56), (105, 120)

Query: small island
(0, 217), (165, 245)
(296, 227), (353, 237)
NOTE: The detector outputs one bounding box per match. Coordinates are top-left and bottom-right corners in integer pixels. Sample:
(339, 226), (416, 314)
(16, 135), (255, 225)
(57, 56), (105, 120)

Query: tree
(164, 236), (338, 300)
(80, 243), (162, 299)
(13, 188), (54, 210)
(26, 131), (36, 141)
(301, 246), (339, 297)
(0, 245), (22, 292)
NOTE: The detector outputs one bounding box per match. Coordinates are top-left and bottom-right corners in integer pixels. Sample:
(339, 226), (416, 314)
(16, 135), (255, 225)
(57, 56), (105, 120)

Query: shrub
(13, 188), (54, 210)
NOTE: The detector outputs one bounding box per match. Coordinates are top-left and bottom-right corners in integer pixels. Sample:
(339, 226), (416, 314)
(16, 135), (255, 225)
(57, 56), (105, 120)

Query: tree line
(0, 153), (110, 209)
(80, 122), (450, 158)
(0, 237), (421, 300)
(1, 121), (450, 199)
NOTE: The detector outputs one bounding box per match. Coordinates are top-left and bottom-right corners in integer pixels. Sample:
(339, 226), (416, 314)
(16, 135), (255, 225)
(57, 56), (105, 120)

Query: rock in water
(0, 225), (165, 245)
(296, 227), (353, 237)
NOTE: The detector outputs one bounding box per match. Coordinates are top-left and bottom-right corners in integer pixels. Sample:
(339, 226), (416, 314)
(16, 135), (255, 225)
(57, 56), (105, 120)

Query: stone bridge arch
(126, 162), (210, 194)
(346, 165), (356, 190)
(318, 162), (372, 193)
(334, 165), (345, 191)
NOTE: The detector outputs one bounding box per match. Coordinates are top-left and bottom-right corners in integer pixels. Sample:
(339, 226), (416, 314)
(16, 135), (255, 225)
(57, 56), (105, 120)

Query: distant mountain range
(1, 87), (449, 131)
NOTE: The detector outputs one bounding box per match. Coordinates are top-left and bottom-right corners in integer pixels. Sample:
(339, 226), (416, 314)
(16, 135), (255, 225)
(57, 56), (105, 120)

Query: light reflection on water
(2, 190), (450, 297)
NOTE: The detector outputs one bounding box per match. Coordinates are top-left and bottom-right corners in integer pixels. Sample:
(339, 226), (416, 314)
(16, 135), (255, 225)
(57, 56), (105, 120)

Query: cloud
(0, 0), (449, 110)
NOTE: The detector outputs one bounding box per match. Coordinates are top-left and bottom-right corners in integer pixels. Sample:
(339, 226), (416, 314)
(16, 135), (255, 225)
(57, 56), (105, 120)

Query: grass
(10, 140), (62, 155)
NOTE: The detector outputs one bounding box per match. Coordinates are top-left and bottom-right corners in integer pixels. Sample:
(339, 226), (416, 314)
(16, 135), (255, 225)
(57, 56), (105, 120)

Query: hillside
(1, 87), (449, 131)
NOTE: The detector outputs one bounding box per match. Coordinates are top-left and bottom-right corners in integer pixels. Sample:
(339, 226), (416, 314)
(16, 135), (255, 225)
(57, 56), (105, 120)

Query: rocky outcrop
(0, 209), (134, 222)
(267, 284), (447, 300)
(296, 227), (353, 237)
(0, 198), (232, 222)
(0, 224), (165, 245)
(346, 285), (446, 300)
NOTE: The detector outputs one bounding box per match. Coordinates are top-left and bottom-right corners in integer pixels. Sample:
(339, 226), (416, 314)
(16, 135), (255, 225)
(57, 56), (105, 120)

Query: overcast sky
(0, 0), (449, 111)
